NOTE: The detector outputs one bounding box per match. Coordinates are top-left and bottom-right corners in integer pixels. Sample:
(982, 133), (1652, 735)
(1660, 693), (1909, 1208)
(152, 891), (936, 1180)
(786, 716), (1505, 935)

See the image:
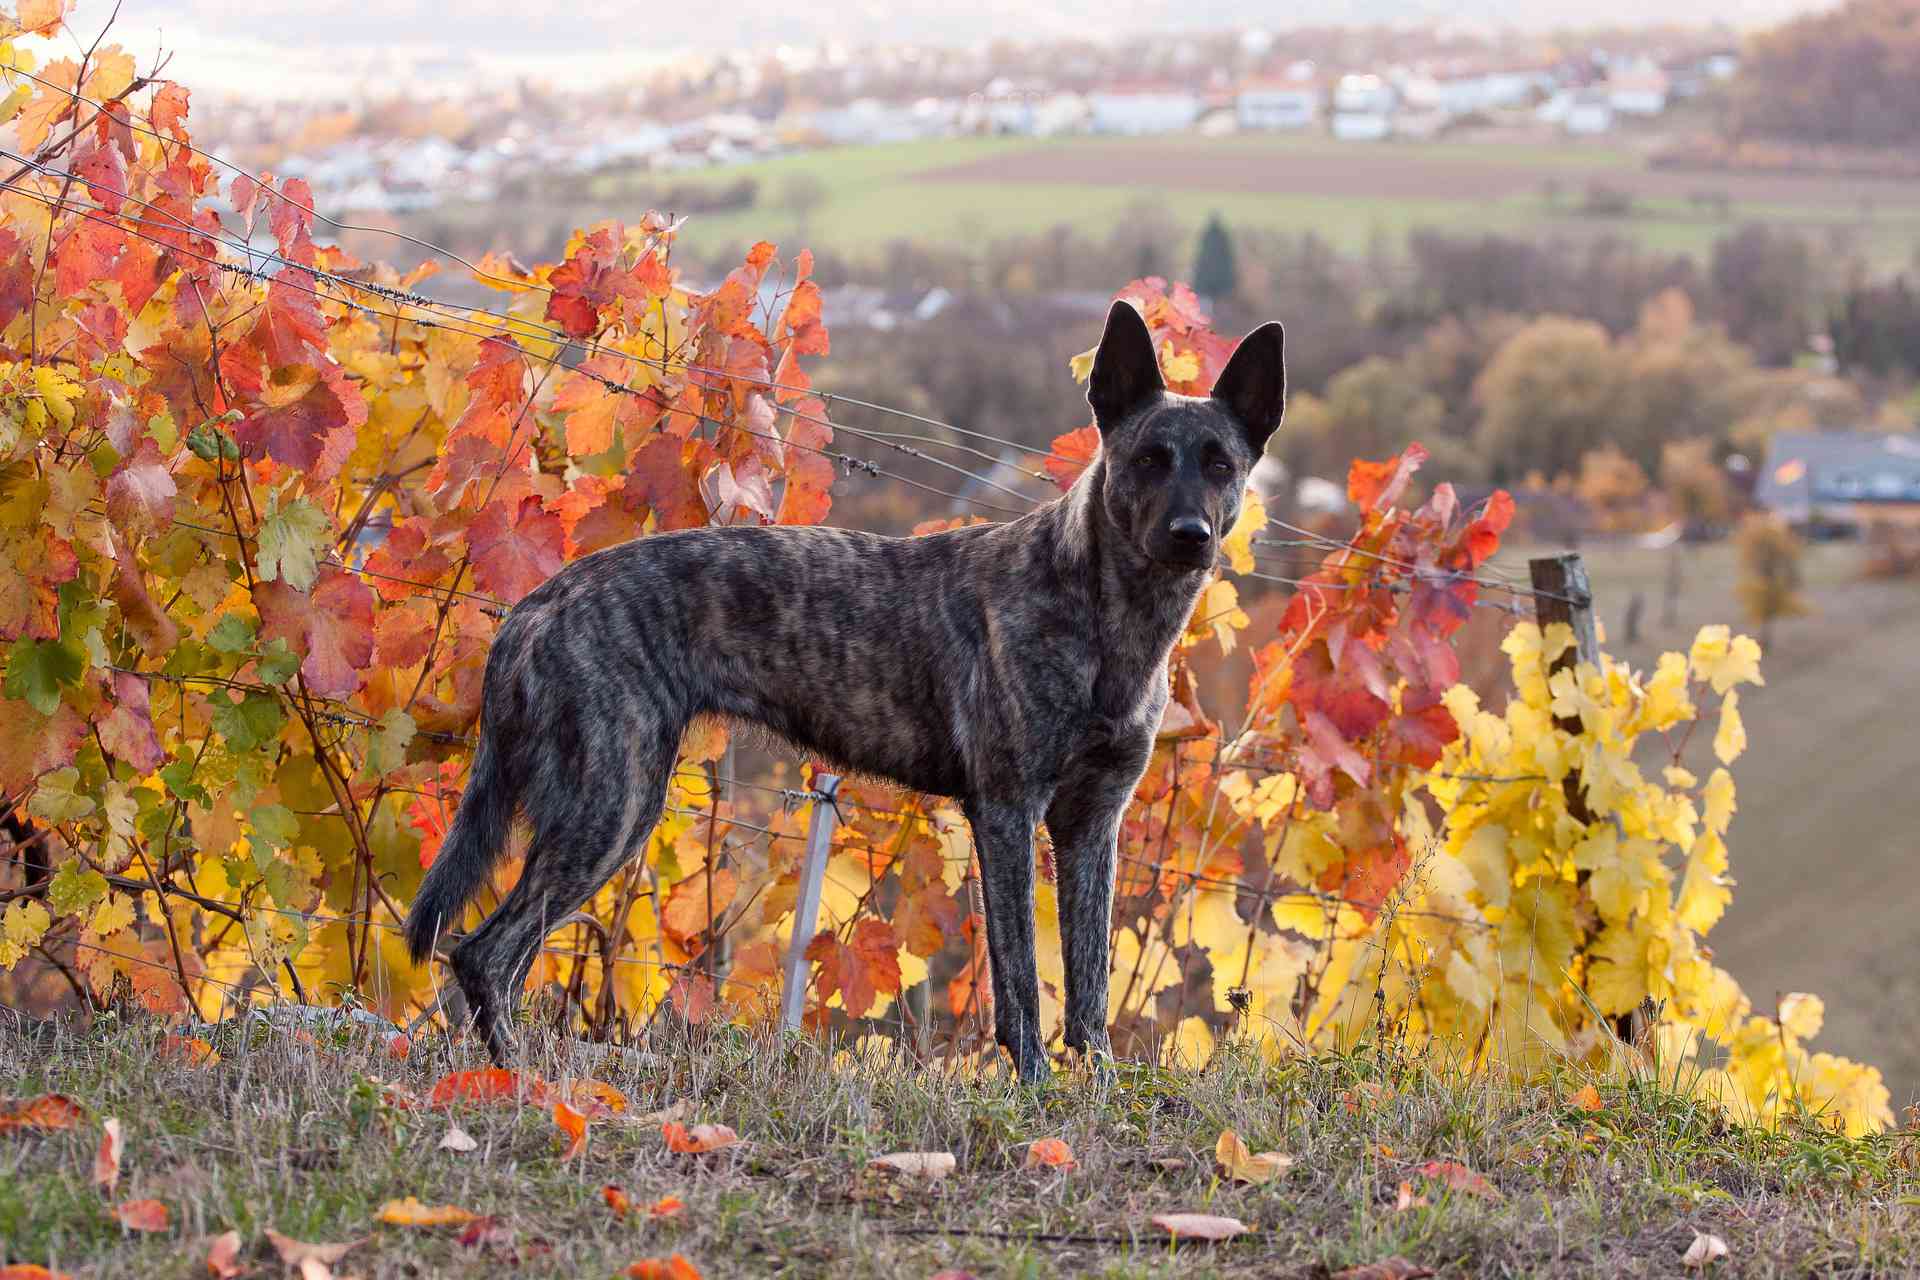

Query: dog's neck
(1051, 458), (1211, 710)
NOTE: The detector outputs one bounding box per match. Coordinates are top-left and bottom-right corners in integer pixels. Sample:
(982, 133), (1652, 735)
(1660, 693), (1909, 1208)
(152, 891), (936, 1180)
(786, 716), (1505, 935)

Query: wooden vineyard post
(1531, 552), (1642, 1043)
(779, 773), (841, 1032)
(1529, 553), (1598, 825)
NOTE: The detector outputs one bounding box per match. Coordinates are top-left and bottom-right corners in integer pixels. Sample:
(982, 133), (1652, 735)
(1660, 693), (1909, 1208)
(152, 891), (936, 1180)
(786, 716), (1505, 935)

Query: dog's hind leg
(449, 730), (676, 1064)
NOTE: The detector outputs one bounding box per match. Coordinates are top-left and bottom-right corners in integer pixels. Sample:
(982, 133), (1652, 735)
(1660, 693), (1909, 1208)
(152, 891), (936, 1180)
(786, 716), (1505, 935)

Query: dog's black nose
(1168, 516), (1212, 546)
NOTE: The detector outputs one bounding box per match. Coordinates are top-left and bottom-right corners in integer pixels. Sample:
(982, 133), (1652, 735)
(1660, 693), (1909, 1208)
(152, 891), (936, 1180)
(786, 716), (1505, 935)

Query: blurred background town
(102, 0), (1920, 1095)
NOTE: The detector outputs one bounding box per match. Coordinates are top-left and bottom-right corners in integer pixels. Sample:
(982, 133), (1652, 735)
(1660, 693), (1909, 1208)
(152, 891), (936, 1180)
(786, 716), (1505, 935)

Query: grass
(6, 1012), (1920, 1277)
(466, 131), (1920, 267)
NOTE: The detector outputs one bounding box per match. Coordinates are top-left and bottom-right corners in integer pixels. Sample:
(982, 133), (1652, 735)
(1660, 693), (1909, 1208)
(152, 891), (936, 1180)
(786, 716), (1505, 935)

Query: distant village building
(1331, 73), (1395, 141)
(1425, 64), (1555, 115)
(572, 121), (672, 172)
(1754, 432), (1920, 532)
(1606, 64), (1671, 116)
(801, 97), (958, 145)
(1087, 84), (1202, 135)
(1540, 87), (1616, 135)
(1235, 78), (1321, 130)
(965, 83), (1089, 136)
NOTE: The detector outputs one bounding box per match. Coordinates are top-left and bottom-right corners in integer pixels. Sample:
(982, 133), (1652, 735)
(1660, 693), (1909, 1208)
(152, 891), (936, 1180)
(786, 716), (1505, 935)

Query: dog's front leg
(1046, 762), (1140, 1064)
(965, 797), (1049, 1084)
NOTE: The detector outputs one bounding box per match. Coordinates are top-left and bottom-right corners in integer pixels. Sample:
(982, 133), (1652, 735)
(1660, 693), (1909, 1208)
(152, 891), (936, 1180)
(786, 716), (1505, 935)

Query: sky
(73, 0), (1842, 101)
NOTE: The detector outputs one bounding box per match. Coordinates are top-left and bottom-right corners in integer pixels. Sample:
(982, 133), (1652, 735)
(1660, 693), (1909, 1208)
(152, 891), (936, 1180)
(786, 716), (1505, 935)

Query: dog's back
(490, 515), (1077, 797)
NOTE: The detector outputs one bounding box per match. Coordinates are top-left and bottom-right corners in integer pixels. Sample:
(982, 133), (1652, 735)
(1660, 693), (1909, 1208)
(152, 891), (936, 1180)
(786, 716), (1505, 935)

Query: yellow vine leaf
(1714, 691), (1747, 765)
(1220, 492), (1267, 575)
(1689, 625), (1765, 694)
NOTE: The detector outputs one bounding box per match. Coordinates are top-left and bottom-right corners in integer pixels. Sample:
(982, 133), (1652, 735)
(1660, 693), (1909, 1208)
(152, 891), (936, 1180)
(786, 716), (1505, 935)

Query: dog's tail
(404, 735), (515, 963)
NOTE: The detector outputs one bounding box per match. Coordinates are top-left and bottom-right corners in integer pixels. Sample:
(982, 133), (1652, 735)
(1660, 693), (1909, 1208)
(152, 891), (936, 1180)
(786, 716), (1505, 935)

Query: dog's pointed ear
(1212, 321), (1286, 455)
(1087, 300), (1163, 432)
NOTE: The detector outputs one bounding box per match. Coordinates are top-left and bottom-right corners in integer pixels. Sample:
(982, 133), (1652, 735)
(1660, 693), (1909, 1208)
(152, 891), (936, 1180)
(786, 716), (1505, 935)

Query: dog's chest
(1068, 664), (1167, 759)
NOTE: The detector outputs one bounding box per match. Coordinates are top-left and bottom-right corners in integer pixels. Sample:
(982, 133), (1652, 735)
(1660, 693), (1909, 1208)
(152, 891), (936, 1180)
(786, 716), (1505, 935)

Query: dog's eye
(1133, 450), (1167, 471)
(1206, 459), (1234, 479)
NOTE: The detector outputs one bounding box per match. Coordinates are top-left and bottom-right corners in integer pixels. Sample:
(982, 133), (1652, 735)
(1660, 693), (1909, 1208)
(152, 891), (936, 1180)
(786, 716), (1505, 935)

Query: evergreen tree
(1192, 212), (1239, 302)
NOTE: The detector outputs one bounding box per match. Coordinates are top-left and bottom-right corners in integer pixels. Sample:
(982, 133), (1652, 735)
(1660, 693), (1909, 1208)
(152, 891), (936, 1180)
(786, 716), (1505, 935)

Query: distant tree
(1575, 445), (1652, 533)
(1191, 212), (1240, 303)
(1735, 514), (1810, 649)
(1396, 229), (1698, 337)
(1615, 290), (1764, 472)
(1730, 0), (1920, 148)
(1402, 311), (1529, 437)
(1230, 228), (1377, 393)
(1831, 275), (1920, 376)
(1276, 355), (1455, 482)
(1405, 230), (1558, 318)
(1473, 316), (1630, 482)
(1660, 438), (1734, 535)
(1708, 225), (1817, 366)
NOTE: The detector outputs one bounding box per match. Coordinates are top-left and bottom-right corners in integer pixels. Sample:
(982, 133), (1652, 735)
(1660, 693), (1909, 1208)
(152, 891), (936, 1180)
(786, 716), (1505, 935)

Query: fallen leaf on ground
(560, 1078), (627, 1117)
(1334, 1259), (1435, 1280)
(0, 1266), (76, 1279)
(456, 1218), (505, 1248)
(868, 1152), (957, 1181)
(161, 1035), (219, 1066)
(265, 1230), (364, 1270)
(1568, 1084), (1604, 1112)
(113, 1198), (170, 1231)
(554, 1101), (588, 1159)
(1150, 1156), (1189, 1171)
(385, 1033), (411, 1060)
(1417, 1160), (1502, 1199)
(1150, 1212), (1248, 1241)
(376, 1196), (479, 1227)
(1215, 1129), (1292, 1185)
(1024, 1137), (1077, 1171)
(647, 1196), (686, 1219)
(662, 1121), (738, 1153)
(1683, 1231), (1730, 1268)
(0, 1094), (83, 1133)
(603, 1184), (632, 1217)
(457, 1216), (517, 1258)
(204, 1230), (245, 1278)
(438, 1124), (477, 1153)
(929, 1272), (981, 1280)
(94, 1117), (123, 1191)
(624, 1255), (702, 1280)
(638, 1098), (694, 1126)
(428, 1068), (543, 1108)
(1394, 1181), (1430, 1211)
